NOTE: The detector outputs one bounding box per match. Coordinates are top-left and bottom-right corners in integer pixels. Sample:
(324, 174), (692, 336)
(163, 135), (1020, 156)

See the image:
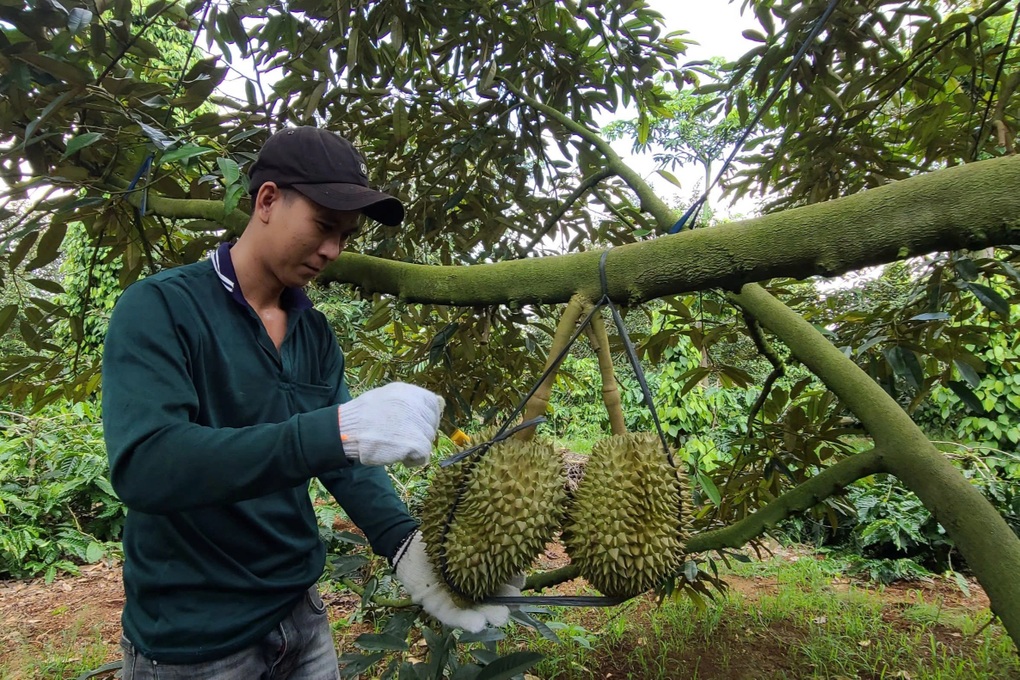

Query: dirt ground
(0, 540), (1001, 680)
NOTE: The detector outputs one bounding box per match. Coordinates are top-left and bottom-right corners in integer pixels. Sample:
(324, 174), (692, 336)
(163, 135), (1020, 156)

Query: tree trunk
(733, 284), (1020, 646)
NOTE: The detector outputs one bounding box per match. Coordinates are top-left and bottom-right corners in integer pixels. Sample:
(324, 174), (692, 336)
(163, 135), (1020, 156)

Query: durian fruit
(563, 432), (690, 599)
(420, 428), (566, 601)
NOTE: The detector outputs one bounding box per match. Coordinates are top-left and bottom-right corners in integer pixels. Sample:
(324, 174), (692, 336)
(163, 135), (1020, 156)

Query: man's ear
(253, 182), (283, 224)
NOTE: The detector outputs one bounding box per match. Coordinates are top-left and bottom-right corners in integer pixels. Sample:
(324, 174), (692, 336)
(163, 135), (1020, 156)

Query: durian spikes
(420, 428), (566, 601)
(564, 432), (691, 599)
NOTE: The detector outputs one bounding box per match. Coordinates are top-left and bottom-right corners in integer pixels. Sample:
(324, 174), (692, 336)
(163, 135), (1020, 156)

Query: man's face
(257, 183), (361, 288)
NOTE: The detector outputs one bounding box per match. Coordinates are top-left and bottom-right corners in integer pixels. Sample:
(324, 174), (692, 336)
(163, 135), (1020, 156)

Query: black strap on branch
(434, 251), (678, 606)
(486, 594), (629, 606)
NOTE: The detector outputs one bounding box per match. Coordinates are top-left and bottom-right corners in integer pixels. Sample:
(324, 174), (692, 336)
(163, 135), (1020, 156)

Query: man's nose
(319, 236), (344, 261)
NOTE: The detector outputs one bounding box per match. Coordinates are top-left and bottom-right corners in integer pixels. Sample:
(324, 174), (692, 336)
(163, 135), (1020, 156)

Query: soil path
(0, 542), (996, 679)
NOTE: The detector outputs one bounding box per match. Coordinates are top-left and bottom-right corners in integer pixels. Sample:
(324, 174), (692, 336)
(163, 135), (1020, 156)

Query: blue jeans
(119, 586), (340, 680)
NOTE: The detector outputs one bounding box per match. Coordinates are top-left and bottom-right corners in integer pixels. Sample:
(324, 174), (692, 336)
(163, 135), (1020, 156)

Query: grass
(2, 614), (115, 680)
(501, 554), (1020, 680)
(5, 553), (1019, 679)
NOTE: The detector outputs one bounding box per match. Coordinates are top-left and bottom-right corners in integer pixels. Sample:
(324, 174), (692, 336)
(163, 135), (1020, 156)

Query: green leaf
(16, 54), (93, 86)
(451, 664), (483, 680)
(85, 542), (104, 563)
(696, 471), (721, 506)
(508, 610), (559, 643)
(338, 652), (385, 678)
(949, 569), (971, 598)
(954, 257), (979, 281)
(475, 651), (544, 680)
(330, 554), (368, 578)
(61, 132), (104, 159)
(0, 304), (19, 337)
(953, 359), (981, 388)
(223, 183), (245, 215)
(161, 145), (215, 165)
(335, 530), (368, 546)
(963, 282), (1009, 315)
(66, 7), (92, 34)
(997, 261), (1020, 286)
(883, 346), (923, 391)
(138, 122), (174, 151)
(458, 628), (506, 644)
(948, 381), (985, 414)
(27, 278), (64, 294)
(382, 611), (417, 639)
(25, 222), (69, 271)
(656, 168), (683, 189)
(360, 576), (378, 609)
(25, 89), (77, 142)
(217, 157), (240, 185)
(908, 311), (949, 322)
(354, 633), (409, 652)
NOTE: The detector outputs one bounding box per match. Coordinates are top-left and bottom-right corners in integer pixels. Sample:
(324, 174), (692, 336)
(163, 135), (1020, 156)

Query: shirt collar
(210, 242), (313, 311)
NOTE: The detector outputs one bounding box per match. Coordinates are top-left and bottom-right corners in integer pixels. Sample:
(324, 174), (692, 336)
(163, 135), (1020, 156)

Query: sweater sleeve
(316, 327), (418, 559)
(102, 280), (350, 515)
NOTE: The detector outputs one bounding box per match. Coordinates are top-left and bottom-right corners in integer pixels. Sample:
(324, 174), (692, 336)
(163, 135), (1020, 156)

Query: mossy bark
(321, 156), (1020, 306)
(733, 284), (1020, 646)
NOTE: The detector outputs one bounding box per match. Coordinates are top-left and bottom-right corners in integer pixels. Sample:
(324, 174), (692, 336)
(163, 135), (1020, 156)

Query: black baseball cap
(248, 126), (405, 226)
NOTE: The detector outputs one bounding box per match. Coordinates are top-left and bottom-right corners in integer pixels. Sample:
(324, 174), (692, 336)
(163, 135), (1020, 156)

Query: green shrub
(0, 401), (124, 581)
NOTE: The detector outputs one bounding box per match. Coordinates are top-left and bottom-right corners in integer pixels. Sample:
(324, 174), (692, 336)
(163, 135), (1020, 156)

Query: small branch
(525, 564), (579, 591)
(97, 1), (180, 84)
(742, 310), (786, 434)
(102, 177), (249, 235)
(687, 448), (885, 553)
(497, 77), (675, 226)
(516, 295), (587, 441)
(517, 167), (615, 257)
(522, 448), (886, 592)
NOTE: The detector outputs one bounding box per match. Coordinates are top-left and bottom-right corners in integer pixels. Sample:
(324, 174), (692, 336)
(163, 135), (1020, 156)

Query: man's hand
(393, 531), (520, 633)
(338, 383), (444, 467)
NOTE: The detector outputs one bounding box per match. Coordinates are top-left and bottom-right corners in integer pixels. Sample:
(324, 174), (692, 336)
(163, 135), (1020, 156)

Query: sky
(602, 0), (761, 220)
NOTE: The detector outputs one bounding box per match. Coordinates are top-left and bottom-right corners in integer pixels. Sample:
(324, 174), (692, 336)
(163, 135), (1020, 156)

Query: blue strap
(668, 196), (705, 234)
(126, 154), (153, 216)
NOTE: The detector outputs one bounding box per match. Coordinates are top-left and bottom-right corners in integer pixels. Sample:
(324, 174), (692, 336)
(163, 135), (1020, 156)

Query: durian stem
(517, 294), (587, 441)
(582, 301), (627, 436)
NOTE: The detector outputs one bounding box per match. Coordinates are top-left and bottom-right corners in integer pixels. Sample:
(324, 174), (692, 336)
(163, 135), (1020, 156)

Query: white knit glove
(338, 383), (444, 467)
(393, 531), (520, 633)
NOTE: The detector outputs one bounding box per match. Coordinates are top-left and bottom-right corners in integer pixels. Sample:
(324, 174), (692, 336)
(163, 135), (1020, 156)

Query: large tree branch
(322, 156), (1020, 305)
(732, 283), (1020, 647)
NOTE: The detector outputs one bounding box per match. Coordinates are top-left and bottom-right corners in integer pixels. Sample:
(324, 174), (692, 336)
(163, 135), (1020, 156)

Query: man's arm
(103, 280), (349, 515)
(316, 332), (418, 559)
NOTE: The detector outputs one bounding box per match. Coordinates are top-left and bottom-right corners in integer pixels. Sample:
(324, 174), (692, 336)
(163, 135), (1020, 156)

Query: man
(102, 126), (513, 679)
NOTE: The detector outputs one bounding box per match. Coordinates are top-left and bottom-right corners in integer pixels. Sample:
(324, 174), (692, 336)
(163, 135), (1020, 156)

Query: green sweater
(102, 245), (417, 663)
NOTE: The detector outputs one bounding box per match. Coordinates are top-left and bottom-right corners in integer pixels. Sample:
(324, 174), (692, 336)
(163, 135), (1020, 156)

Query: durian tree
(2, 0), (1020, 651)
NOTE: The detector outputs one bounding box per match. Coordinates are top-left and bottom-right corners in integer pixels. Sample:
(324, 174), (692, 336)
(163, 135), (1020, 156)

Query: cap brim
(291, 183), (405, 227)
